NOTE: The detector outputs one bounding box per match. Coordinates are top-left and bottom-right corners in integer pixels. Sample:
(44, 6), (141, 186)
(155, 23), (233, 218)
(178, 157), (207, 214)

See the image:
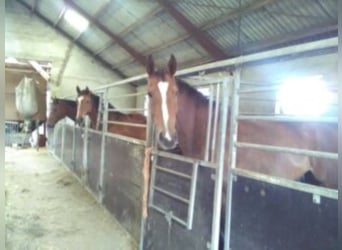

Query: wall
(5, 1), (135, 110)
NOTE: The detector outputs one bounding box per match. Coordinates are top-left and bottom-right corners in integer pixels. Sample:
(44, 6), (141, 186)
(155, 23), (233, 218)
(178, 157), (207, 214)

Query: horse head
(76, 86), (97, 127)
(146, 54), (179, 150)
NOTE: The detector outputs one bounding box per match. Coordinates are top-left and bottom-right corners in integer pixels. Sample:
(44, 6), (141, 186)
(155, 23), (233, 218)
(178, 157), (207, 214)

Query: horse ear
(76, 86), (81, 95)
(85, 86), (89, 92)
(146, 55), (154, 76)
(168, 54), (177, 76)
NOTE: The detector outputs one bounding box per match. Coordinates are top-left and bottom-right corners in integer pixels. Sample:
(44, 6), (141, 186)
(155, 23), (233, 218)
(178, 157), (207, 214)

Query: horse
(75, 86), (147, 141)
(145, 54), (338, 189)
(47, 98), (77, 128)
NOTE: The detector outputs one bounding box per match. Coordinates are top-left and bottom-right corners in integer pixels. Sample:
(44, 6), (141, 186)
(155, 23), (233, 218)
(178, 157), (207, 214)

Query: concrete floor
(5, 147), (137, 250)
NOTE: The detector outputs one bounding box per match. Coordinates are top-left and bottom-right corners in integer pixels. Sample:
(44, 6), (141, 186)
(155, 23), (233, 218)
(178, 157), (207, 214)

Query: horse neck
(64, 103), (77, 121)
(176, 91), (200, 158)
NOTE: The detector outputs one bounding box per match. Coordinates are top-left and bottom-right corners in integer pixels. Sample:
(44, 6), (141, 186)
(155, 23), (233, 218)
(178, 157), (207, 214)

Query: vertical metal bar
(211, 83), (221, 162)
(187, 161), (199, 230)
(224, 68), (241, 250)
(82, 115), (90, 184)
(205, 84), (214, 161)
(211, 77), (230, 250)
(148, 155), (158, 207)
(98, 88), (109, 203)
(61, 119), (66, 160)
(35, 120), (39, 151)
(72, 123), (76, 170)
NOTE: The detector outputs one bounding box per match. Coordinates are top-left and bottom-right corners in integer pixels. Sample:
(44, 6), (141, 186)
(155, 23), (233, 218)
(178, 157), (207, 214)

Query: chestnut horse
(145, 54), (338, 189)
(75, 86), (147, 140)
(47, 98), (77, 127)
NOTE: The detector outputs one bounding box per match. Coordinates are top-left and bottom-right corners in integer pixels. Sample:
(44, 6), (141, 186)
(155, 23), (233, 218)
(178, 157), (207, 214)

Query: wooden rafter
(65, 0), (146, 66)
(158, 0), (226, 60)
(17, 0), (127, 79)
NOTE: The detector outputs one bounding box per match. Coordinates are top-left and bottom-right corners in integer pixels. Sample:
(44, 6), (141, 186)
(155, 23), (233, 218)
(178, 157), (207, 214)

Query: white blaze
(158, 81), (171, 141)
(77, 96), (84, 117)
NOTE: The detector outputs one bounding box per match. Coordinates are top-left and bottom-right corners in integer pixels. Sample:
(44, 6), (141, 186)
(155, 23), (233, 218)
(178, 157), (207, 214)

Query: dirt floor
(5, 147), (138, 250)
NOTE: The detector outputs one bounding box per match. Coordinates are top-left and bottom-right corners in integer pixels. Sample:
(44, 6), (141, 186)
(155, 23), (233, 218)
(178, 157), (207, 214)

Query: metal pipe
(61, 119), (66, 160)
(205, 84), (214, 161)
(153, 186), (190, 204)
(187, 162), (199, 230)
(224, 69), (241, 250)
(151, 149), (217, 169)
(150, 204), (188, 228)
(211, 83), (221, 162)
(233, 168), (338, 199)
(148, 155), (158, 207)
(98, 89), (109, 203)
(107, 107), (146, 112)
(236, 142), (338, 160)
(239, 85), (280, 93)
(106, 121), (147, 127)
(237, 115), (338, 123)
(155, 165), (192, 179)
(82, 116), (90, 184)
(211, 77), (230, 250)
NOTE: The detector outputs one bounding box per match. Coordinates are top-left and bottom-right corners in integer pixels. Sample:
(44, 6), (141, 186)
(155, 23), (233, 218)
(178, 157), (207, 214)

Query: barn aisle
(5, 147), (137, 250)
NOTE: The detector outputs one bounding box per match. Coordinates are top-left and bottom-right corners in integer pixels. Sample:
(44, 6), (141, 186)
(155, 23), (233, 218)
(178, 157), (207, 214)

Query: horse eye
(147, 92), (152, 97)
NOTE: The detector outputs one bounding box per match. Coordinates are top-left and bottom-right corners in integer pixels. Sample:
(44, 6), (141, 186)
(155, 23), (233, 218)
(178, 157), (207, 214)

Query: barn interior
(4, 1), (339, 250)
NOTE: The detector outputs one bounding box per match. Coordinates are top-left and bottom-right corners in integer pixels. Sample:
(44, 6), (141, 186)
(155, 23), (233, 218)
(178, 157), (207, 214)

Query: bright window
(276, 75), (334, 116)
(64, 9), (89, 32)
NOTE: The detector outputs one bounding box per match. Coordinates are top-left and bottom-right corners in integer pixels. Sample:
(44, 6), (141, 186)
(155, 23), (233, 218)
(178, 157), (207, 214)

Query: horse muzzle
(75, 117), (84, 127)
(157, 131), (178, 150)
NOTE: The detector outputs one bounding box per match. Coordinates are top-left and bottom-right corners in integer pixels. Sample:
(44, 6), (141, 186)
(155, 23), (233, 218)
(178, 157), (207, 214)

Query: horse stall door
(142, 153), (216, 250)
(228, 173), (338, 250)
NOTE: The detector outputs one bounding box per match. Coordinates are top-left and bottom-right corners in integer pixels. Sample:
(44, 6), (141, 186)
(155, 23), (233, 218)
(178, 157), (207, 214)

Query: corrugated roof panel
(98, 0), (160, 35)
(72, 0), (108, 17)
(117, 61), (144, 77)
(206, 22), (244, 51)
(58, 19), (82, 39)
(78, 25), (112, 52)
(125, 13), (187, 52)
(36, 0), (66, 24)
(98, 44), (131, 66)
(174, 0), (227, 26)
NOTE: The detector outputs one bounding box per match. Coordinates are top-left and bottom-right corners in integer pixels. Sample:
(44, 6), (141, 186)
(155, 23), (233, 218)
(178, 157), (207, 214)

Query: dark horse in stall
(75, 86), (147, 140)
(145, 54), (338, 246)
(47, 98), (77, 127)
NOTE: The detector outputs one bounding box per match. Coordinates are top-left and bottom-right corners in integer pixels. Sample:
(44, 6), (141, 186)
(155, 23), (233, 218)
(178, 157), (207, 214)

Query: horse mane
(176, 78), (209, 104)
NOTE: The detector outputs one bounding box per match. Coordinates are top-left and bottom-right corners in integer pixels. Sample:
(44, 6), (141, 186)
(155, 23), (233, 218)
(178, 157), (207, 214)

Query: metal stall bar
(107, 107), (146, 112)
(224, 69), (241, 250)
(187, 162), (199, 230)
(107, 121), (147, 127)
(211, 77), (230, 250)
(148, 151), (200, 230)
(236, 142), (338, 160)
(211, 83), (221, 162)
(232, 168), (338, 200)
(237, 115), (338, 123)
(61, 119), (66, 160)
(82, 116), (90, 184)
(96, 92), (104, 130)
(98, 88), (109, 203)
(205, 84), (214, 162)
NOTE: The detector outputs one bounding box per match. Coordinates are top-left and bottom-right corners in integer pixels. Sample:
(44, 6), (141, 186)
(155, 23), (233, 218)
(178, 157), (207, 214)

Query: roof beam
(65, 0), (146, 66)
(73, 1), (113, 42)
(16, 0), (127, 79)
(54, 7), (66, 27)
(31, 0), (38, 13)
(158, 0), (226, 60)
(94, 6), (162, 56)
